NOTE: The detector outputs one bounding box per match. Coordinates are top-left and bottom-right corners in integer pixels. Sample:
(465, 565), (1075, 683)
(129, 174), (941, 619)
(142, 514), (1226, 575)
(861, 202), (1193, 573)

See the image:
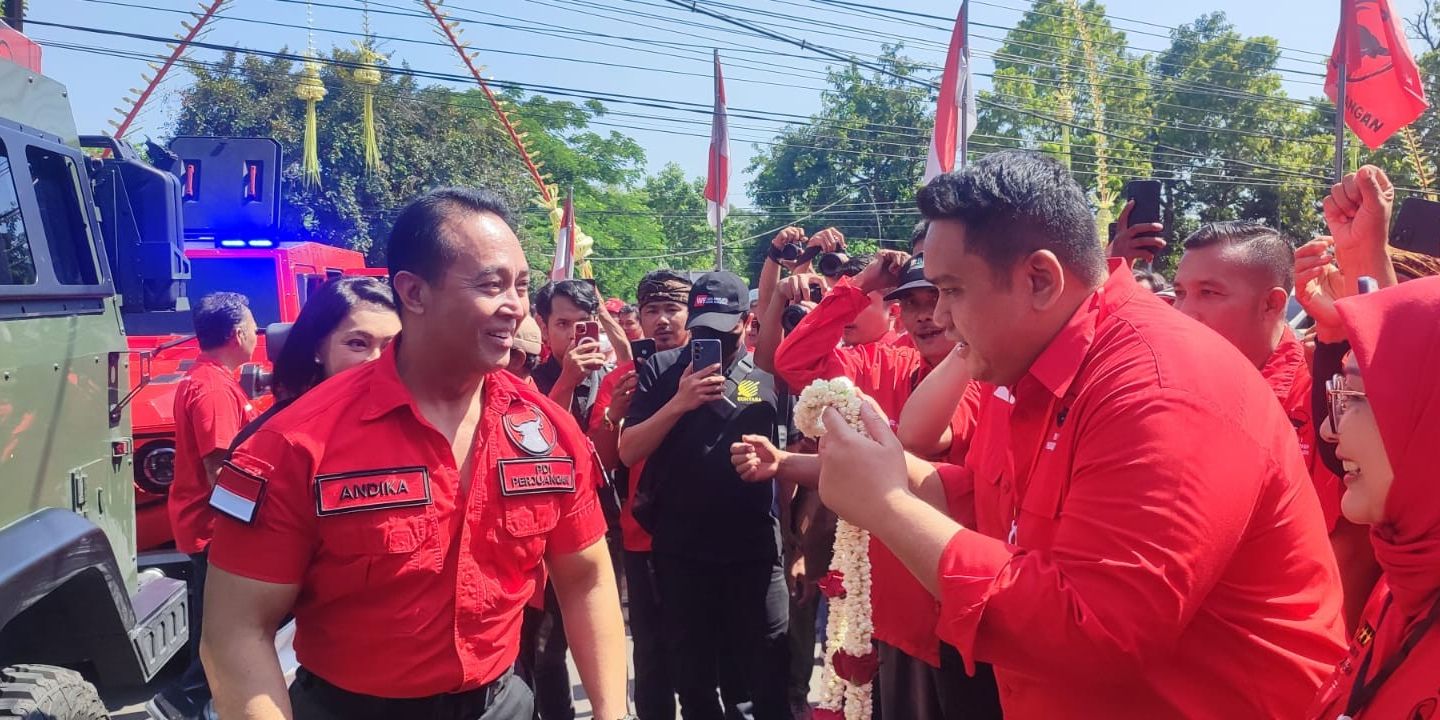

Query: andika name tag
(498, 458), (577, 496)
(315, 467), (432, 516)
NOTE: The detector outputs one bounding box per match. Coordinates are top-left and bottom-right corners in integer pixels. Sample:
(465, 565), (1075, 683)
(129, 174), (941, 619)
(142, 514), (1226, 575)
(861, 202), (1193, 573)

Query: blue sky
(26, 0), (1430, 210)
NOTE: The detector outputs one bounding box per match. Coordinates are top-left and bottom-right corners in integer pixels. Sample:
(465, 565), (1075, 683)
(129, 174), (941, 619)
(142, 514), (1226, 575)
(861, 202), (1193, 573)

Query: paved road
(111, 617), (823, 718)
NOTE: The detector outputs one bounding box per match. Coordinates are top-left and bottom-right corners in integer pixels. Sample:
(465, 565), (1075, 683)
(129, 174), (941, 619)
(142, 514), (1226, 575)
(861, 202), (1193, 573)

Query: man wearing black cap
(619, 271), (791, 720)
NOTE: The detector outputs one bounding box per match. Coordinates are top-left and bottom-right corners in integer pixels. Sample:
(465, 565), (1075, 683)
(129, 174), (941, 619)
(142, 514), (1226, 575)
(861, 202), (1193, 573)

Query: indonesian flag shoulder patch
(211, 460), (268, 524)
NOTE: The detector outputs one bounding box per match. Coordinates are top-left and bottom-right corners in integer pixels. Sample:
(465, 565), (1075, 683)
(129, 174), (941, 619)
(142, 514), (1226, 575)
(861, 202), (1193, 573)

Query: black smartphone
(574, 321), (600, 347)
(1390, 197), (1440, 258)
(690, 338), (723, 372)
(630, 338), (657, 364)
(1124, 179), (1163, 227)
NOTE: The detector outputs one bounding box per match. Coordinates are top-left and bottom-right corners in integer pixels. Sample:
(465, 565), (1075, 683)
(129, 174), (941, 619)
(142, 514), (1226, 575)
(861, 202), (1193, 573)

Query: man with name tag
(200, 187), (631, 720)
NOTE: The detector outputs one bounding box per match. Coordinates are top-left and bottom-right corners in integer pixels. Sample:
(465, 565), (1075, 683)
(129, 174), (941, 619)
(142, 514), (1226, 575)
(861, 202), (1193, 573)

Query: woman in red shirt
(1308, 276), (1440, 719)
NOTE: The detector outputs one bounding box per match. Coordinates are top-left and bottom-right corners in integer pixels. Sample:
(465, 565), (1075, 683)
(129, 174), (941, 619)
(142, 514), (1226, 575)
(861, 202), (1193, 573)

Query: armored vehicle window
(27, 145), (100, 286)
(0, 142), (36, 285)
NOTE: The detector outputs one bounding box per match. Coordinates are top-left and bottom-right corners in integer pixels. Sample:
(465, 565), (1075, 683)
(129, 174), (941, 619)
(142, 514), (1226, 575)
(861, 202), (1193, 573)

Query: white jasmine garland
(796, 378), (875, 720)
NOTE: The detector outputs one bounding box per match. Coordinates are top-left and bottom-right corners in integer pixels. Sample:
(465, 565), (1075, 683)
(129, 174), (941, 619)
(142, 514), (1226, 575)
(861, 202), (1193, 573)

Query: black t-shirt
(533, 356), (611, 429)
(626, 347), (785, 563)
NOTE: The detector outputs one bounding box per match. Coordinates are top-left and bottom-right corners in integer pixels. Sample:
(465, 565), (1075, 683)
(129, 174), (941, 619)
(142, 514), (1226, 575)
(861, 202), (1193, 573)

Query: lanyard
(1339, 592), (1440, 719)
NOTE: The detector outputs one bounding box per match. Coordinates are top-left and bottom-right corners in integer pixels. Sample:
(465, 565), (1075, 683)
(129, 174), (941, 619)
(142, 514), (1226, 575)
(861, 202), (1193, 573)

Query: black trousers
(290, 668), (533, 720)
(654, 552), (790, 720)
(157, 552), (211, 714)
(624, 551), (676, 720)
(517, 584), (574, 720)
(875, 642), (1001, 720)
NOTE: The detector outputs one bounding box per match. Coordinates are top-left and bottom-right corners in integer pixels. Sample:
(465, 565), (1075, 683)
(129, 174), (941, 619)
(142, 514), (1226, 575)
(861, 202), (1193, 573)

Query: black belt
(292, 667), (512, 720)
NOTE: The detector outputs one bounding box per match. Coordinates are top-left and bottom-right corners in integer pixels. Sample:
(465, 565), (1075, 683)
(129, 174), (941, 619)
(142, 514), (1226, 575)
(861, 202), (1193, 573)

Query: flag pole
(958, 0), (970, 169)
(1333, 3), (1347, 182)
(713, 48), (725, 272)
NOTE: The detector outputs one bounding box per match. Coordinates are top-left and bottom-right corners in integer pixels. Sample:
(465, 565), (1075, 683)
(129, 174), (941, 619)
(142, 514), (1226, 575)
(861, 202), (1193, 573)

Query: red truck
(129, 241), (371, 549)
(115, 136), (376, 550)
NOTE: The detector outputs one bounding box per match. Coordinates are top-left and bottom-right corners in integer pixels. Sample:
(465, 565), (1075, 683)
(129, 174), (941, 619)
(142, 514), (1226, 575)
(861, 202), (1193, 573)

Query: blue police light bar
(213, 239), (277, 248)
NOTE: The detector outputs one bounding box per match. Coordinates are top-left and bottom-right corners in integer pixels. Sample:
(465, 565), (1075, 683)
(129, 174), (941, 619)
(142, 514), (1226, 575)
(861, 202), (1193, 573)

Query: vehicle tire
(0, 664), (108, 720)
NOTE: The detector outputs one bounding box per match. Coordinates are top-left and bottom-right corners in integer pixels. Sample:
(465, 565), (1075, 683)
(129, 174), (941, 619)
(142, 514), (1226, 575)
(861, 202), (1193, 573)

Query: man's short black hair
(386, 187), (513, 285)
(909, 220), (929, 249)
(534, 279), (601, 321)
(1183, 221), (1295, 292)
(917, 151), (1105, 287)
(193, 291), (250, 350)
(1132, 268), (1168, 294)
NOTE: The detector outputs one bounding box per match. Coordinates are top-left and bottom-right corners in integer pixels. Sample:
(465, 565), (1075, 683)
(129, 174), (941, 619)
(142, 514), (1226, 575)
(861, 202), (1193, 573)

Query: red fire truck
(113, 137), (374, 550)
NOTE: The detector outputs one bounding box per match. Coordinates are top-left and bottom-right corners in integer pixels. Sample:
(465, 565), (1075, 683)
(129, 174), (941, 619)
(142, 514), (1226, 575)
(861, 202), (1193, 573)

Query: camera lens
(817, 252), (849, 278)
(781, 304), (809, 333)
(780, 243), (803, 262)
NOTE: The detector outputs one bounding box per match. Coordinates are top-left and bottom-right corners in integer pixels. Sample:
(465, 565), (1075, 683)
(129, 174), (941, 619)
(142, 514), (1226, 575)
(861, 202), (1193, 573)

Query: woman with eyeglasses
(1306, 276), (1440, 719)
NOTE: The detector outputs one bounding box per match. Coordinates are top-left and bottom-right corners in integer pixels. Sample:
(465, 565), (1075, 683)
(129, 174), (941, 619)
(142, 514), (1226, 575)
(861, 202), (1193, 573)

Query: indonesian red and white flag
(550, 192), (575, 281)
(704, 50), (730, 229)
(1324, 0), (1429, 149)
(924, 1), (977, 183)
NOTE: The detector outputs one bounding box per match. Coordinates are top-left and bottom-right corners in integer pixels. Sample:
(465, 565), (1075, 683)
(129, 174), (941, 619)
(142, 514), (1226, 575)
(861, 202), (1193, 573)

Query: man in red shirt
(149, 291), (258, 720)
(588, 270), (691, 720)
(201, 188), (630, 720)
(763, 254), (995, 720)
(1172, 222), (1378, 631)
(813, 152), (1347, 720)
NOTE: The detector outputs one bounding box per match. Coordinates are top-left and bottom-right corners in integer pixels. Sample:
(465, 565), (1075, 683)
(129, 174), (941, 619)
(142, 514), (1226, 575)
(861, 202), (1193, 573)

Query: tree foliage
(747, 46), (931, 248)
(166, 47), (736, 298)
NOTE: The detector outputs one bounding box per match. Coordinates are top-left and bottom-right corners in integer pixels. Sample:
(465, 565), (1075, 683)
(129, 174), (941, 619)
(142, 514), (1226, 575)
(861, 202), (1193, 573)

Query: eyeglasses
(1325, 373), (1367, 435)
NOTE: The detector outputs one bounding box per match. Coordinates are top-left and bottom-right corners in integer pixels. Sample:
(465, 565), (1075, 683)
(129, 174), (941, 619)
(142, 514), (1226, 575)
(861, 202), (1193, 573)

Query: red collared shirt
(208, 344), (606, 698)
(589, 361), (651, 553)
(169, 355), (255, 554)
(774, 279), (981, 667)
(935, 261), (1347, 719)
(1262, 328), (1346, 533)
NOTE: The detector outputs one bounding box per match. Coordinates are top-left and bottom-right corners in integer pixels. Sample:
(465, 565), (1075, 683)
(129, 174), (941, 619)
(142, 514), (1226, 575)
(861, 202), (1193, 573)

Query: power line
(33, 20), (1359, 186)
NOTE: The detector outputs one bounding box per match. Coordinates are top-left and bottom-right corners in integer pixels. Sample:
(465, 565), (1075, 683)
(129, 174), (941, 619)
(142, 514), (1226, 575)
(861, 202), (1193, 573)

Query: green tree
(167, 46), (720, 296)
(979, 0), (1154, 229)
(1150, 13), (1330, 241)
(746, 46), (931, 248)
(171, 49), (534, 262)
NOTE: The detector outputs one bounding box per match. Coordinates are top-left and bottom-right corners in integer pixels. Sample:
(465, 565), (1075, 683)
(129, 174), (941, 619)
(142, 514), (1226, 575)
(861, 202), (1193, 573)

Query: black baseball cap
(884, 254), (936, 301)
(686, 271), (749, 332)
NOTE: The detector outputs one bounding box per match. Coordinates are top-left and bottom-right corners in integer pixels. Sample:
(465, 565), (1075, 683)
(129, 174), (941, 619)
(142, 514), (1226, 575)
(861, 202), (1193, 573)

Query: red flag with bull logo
(1324, 0), (1429, 149)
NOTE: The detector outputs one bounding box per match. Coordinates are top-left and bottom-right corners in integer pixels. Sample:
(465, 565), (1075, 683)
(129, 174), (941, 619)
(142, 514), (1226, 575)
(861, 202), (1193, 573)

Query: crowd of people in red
(149, 150), (1439, 720)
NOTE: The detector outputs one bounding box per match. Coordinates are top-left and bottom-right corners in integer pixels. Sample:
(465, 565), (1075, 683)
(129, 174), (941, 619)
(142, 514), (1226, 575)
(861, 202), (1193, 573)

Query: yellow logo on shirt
(737, 379), (762, 404)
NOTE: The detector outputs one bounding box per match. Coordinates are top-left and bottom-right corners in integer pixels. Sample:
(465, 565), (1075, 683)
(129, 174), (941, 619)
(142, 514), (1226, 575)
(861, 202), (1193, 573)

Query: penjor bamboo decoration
(354, 45), (383, 175)
(294, 58), (327, 188)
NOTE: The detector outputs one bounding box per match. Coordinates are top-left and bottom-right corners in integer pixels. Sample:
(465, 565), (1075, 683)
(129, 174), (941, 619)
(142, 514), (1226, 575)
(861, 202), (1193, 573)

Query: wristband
(767, 245), (785, 263)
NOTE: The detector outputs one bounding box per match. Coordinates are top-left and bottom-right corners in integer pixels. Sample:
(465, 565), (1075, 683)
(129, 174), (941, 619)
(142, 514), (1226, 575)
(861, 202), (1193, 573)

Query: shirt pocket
(1017, 437), (1069, 550)
(319, 509), (443, 594)
(491, 496), (562, 600)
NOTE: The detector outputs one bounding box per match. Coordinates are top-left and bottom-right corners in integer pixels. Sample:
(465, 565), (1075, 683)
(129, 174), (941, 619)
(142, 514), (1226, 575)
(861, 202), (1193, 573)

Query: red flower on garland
(818, 570), (847, 599)
(812, 708), (844, 720)
(831, 647), (880, 684)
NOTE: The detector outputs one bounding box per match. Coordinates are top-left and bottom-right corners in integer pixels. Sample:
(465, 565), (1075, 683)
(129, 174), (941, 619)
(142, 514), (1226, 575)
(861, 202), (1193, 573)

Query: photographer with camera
(753, 226), (842, 373)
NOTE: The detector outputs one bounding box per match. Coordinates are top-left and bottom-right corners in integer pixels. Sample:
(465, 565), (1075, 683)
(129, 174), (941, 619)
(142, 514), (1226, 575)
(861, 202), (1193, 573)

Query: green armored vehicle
(0, 19), (195, 719)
